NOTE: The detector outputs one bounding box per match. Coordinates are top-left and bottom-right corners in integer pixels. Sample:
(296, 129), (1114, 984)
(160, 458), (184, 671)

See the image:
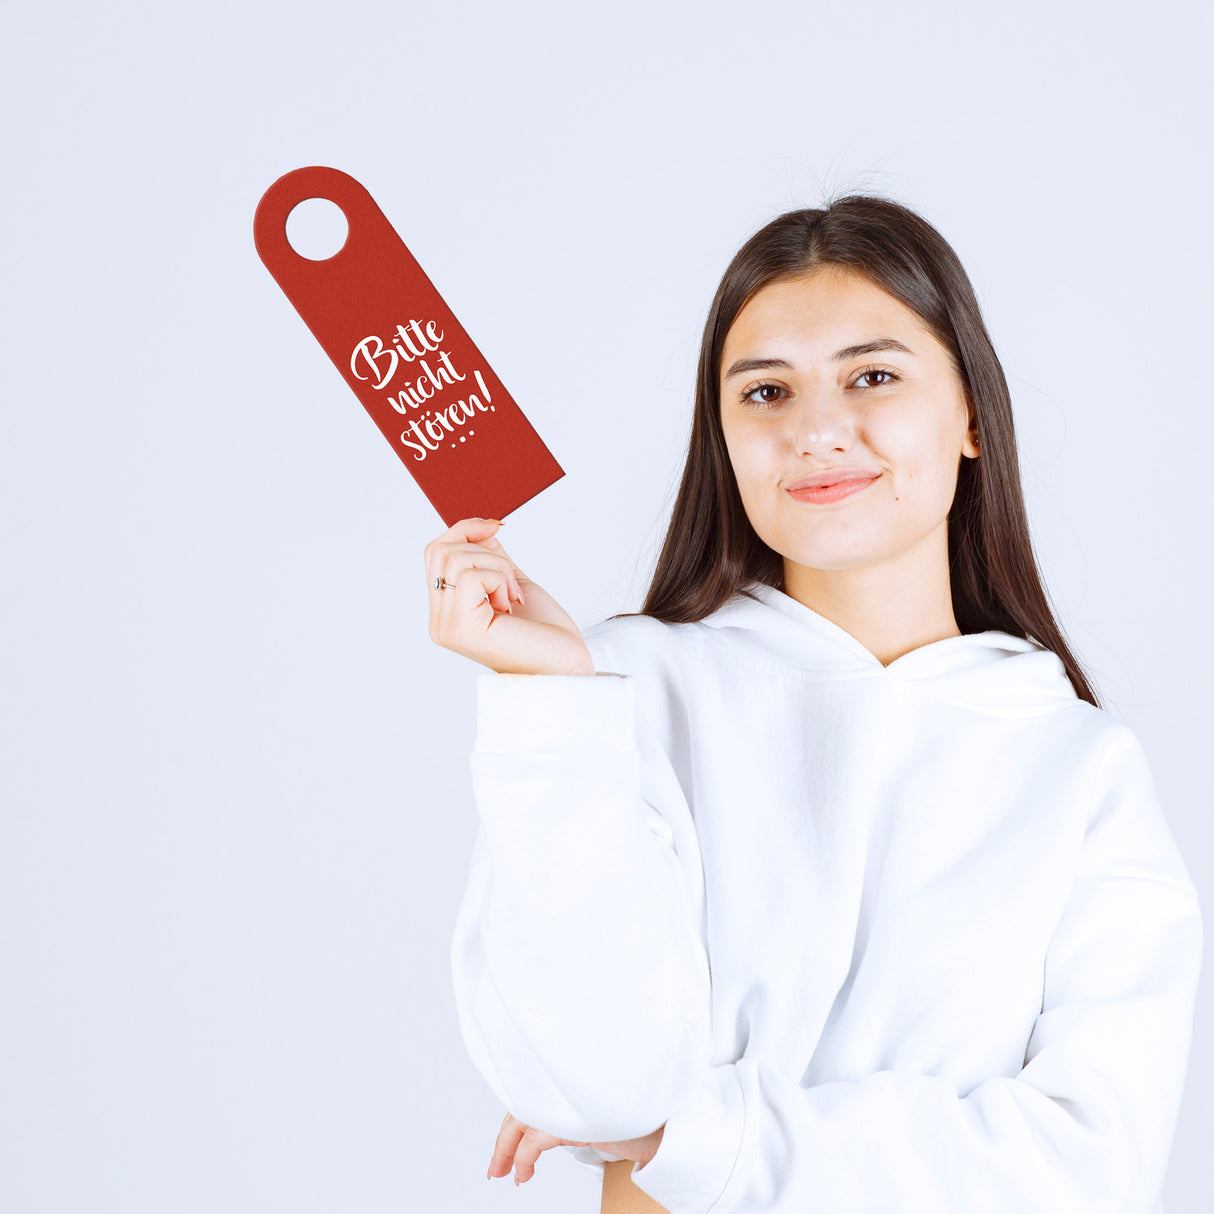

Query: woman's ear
(962, 400), (980, 459)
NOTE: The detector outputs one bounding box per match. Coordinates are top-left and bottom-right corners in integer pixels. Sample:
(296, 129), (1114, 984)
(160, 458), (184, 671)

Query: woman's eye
(742, 383), (786, 408)
(855, 369), (898, 388)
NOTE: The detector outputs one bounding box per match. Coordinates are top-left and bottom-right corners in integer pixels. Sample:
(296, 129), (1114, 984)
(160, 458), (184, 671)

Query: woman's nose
(790, 383), (854, 457)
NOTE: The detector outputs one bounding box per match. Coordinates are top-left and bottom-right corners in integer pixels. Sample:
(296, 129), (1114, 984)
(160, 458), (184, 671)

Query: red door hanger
(254, 166), (564, 526)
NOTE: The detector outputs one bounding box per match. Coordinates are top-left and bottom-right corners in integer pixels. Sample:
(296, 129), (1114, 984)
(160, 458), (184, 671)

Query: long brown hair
(617, 194), (1101, 708)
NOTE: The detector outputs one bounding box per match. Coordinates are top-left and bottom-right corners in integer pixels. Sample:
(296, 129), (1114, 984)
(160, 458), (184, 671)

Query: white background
(3, 2), (1210, 1210)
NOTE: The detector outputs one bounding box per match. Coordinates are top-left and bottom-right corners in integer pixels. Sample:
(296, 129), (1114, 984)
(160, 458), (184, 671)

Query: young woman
(427, 197), (1203, 1214)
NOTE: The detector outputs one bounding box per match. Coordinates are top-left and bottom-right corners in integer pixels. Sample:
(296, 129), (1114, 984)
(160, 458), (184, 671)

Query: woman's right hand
(424, 517), (596, 677)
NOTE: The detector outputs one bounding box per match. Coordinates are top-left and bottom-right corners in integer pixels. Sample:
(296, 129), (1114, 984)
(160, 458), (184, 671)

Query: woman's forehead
(737, 268), (915, 325)
(724, 273), (935, 363)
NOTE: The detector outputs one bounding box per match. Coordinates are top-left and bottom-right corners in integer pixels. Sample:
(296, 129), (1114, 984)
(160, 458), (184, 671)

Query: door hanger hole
(285, 198), (349, 261)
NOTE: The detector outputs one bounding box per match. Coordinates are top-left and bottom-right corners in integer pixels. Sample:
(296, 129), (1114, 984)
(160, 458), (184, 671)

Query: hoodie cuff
(629, 1064), (745, 1214)
(475, 671), (632, 755)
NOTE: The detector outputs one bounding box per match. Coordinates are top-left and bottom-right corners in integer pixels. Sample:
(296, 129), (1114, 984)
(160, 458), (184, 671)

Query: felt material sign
(254, 166), (564, 524)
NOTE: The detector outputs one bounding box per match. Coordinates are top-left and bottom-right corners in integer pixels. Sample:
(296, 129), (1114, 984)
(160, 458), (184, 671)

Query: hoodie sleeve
(448, 660), (713, 1146)
(626, 724), (1204, 1214)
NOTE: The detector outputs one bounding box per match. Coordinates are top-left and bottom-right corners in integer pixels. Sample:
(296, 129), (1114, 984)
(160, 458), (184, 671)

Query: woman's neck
(781, 528), (960, 667)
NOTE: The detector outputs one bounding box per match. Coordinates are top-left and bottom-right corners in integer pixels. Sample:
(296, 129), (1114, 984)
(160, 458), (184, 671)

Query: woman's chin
(778, 545), (887, 577)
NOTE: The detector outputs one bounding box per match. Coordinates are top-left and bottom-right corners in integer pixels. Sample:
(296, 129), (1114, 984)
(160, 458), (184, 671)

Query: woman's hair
(617, 194), (1101, 708)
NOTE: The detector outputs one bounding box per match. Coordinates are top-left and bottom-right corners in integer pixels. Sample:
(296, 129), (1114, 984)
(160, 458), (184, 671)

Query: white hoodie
(449, 580), (1202, 1214)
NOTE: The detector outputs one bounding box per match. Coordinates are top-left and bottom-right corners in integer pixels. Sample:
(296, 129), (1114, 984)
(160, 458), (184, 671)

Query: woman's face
(718, 266), (979, 582)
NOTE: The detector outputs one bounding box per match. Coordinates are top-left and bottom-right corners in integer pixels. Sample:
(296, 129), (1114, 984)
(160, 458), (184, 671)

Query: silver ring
(433, 576), (456, 591)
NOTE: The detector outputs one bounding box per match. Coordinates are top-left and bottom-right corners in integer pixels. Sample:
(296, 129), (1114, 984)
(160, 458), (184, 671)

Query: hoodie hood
(695, 579), (1079, 717)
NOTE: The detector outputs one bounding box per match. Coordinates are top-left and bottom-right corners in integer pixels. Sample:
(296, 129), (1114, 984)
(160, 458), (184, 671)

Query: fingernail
(480, 517), (505, 525)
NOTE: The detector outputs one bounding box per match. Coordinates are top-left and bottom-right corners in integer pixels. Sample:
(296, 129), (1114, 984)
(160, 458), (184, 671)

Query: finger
(438, 566), (512, 643)
(424, 518), (506, 590)
(489, 1114), (527, 1180)
(443, 530), (514, 562)
(427, 546), (524, 620)
(437, 549), (524, 603)
(512, 1126), (560, 1184)
(434, 542), (526, 592)
(429, 561), (514, 649)
(428, 537), (516, 575)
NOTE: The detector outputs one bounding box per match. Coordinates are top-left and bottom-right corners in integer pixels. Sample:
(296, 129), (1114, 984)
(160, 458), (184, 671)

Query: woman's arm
(623, 726), (1203, 1214)
(450, 659), (713, 1143)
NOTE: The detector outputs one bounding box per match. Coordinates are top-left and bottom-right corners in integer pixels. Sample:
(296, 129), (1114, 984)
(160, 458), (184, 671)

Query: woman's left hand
(488, 1111), (666, 1185)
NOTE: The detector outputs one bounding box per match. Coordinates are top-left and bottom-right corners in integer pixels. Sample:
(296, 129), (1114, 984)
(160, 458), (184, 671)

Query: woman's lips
(786, 475), (880, 504)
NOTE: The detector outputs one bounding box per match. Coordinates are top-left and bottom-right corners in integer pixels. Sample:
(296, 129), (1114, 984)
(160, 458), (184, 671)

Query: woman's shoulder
(1070, 714), (1200, 898)
(579, 582), (777, 678)
(580, 610), (709, 679)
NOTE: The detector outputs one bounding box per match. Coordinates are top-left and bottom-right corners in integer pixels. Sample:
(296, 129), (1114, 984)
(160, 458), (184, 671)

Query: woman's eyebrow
(723, 338), (916, 382)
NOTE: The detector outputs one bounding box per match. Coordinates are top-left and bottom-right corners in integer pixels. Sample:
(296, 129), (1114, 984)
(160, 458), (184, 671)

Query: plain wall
(2, 1), (1210, 1210)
